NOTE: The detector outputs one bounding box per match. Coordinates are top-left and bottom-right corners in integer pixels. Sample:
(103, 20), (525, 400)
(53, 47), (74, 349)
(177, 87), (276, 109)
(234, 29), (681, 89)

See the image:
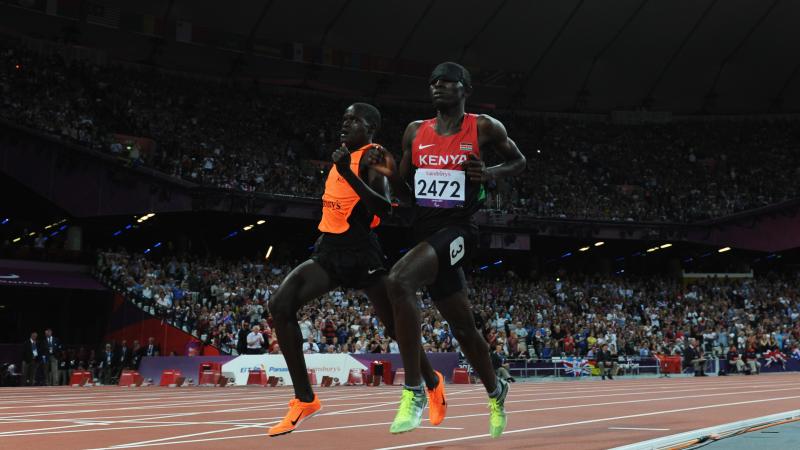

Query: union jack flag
(764, 349), (788, 368)
(563, 358), (592, 377)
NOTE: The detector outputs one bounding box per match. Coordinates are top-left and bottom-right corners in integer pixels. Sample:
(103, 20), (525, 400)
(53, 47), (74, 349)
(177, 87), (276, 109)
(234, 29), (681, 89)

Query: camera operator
(683, 338), (707, 376)
(491, 344), (515, 383)
(596, 343), (616, 380)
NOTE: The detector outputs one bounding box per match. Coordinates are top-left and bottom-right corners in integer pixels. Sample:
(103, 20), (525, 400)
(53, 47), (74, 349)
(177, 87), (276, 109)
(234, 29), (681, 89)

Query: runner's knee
(268, 292), (296, 320)
(386, 270), (415, 298)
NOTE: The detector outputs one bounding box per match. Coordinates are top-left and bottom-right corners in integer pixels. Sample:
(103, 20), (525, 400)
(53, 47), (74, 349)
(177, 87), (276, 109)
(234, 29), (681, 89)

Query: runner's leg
(269, 260), (336, 402)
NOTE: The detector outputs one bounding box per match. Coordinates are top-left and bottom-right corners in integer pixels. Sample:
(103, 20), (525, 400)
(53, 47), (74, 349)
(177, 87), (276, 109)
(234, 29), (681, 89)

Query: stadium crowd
(3, 42), (800, 223)
(96, 251), (800, 371)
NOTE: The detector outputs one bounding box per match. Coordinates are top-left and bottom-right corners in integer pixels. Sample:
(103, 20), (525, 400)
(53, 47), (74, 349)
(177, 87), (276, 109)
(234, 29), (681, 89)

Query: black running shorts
(311, 232), (387, 290)
(417, 224), (478, 301)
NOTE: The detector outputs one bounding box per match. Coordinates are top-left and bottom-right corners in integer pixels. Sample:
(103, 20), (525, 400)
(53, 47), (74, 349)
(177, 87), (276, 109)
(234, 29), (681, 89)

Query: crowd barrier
(137, 352), (800, 385)
(502, 354), (800, 378)
(503, 356), (662, 378)
(138, 352), (460, 386)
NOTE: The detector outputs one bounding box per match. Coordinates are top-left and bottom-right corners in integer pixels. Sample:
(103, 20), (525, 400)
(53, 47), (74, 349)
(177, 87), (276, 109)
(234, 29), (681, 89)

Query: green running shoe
(390, 387), (428, 434)
(488, 378), (509, 438)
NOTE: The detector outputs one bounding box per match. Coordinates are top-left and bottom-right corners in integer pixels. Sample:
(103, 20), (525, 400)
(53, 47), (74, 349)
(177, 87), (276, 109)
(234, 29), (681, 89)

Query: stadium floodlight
(265, 245), (274, 261)
(579, 246), (590, 252)
(660, 243), (672, 249)
(646, 247), (658, 253)
(12, 237), (21, 243)
(257, 220), (266, 225)
(718, 247), (731, 253)
(243, 225), (254, 231)
(594, 241), (604, 247)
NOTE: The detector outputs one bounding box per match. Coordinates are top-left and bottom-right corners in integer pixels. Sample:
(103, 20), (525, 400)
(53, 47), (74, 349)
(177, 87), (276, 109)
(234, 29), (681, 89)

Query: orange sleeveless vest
(318, 144), (381, 234)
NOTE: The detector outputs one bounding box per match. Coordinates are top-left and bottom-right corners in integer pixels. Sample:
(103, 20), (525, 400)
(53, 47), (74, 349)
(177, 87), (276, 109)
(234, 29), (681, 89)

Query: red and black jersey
(411, 113), (486, 233)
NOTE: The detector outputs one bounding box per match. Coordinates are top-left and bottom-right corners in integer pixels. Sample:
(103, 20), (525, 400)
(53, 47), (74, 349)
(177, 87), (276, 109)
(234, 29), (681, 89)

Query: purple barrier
(138, 356), (235, 384)
(350, 353), (460, 382)
(759, 357), (800, 372)
(506, 357), (663, 377)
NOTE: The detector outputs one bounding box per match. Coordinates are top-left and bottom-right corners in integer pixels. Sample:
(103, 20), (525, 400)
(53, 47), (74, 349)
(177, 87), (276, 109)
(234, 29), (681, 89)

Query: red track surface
(0, 373), (798, 450)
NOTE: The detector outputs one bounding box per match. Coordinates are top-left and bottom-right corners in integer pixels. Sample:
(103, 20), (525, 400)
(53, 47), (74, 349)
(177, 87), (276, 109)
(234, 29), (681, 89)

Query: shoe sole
(390, 422), (422, 435)
(268, 406), (322, 437)
(391, 411), (426, 435)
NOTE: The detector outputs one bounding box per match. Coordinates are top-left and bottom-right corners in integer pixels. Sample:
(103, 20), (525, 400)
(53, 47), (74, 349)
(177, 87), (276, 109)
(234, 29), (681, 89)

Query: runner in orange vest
(267, 103), (447, 437)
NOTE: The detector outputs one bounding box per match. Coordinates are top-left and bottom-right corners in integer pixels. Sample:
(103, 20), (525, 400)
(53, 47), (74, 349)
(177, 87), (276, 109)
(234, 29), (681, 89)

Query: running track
(0, 373), (798, 449)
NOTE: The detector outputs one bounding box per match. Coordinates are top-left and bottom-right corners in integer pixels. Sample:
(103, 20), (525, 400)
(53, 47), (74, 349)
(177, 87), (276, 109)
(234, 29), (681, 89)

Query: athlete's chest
(411, 122), (481, 208)
(412, 119), (479, 170)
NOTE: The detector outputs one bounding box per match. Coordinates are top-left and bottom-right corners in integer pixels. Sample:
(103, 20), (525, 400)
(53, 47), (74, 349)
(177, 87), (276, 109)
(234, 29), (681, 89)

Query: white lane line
(5, 385), (800, 437)
(371, 394), (800, 450)
(608, 427), (670, 431)
(315, 384), (800, 417)
(320, 401), (398, 415)
(83, 432), (266, 450)
(74, 390), (800, 449)
(0, 423), (98, 435)
(86, 425), (254, 450)
(0, 391), (400, 438)
(2, 380), (790, 423)
(0, 377), (781, 413)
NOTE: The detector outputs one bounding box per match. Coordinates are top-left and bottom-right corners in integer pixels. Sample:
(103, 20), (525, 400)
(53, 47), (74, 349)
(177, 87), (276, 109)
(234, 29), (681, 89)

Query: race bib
(414, 168), (464, 208)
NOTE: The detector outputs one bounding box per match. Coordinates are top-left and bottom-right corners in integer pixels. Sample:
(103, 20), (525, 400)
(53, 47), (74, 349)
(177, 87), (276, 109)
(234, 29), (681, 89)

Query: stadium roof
(12, 0), (800, 113)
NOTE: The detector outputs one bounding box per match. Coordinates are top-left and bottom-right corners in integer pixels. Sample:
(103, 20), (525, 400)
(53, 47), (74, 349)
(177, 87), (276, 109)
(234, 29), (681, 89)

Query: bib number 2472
(414, 168), (465, 208)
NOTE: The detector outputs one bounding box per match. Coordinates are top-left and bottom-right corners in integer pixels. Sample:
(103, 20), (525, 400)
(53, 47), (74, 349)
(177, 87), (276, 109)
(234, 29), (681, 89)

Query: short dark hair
(350, 102), (381, 134)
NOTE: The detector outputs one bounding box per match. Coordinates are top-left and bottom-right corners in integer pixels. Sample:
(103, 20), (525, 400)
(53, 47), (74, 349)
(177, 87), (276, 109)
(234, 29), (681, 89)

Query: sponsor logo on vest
(322, 200), (342, 210)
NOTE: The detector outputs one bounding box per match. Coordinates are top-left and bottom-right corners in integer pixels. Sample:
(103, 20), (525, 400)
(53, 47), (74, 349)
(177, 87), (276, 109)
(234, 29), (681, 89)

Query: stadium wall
(103, 293), (221, 357)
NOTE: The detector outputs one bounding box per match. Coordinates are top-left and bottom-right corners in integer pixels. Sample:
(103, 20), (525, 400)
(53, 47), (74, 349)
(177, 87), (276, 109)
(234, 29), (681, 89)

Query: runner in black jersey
(369, 62), (526, 437)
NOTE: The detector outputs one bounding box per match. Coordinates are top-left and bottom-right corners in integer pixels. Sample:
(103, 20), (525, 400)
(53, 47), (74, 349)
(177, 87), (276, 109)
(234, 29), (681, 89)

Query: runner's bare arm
(365, 121), (421, 206)
(463, 115), (526, 183)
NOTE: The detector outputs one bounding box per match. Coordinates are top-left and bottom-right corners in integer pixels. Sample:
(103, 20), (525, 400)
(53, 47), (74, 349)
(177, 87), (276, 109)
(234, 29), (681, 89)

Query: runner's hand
(463, 154), (492, 182)
(332, 143), (351, 173)
(365, 145), (396, 178)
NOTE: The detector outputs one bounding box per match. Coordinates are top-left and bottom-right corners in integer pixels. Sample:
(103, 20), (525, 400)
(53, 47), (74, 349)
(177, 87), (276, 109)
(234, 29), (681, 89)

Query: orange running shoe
(427, 370), (448, 426)
(268, 395), (322, 437)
